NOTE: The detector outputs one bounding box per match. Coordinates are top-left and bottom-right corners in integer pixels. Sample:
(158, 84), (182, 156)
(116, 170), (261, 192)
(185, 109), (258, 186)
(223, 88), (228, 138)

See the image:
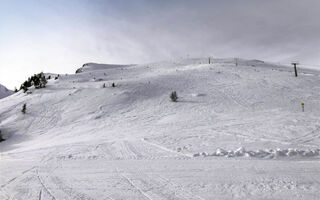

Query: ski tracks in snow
(141, 138), (193, 158)
(0, 166), (37, 189)
(89, 138), (192, 161)
(289, 125), (320, 146)
(117, 168), (205, 200)
(36, 169), (57, 200)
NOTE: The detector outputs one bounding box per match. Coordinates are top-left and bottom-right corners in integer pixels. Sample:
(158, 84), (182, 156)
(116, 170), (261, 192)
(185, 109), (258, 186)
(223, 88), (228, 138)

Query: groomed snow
(1, 58), (320, 199)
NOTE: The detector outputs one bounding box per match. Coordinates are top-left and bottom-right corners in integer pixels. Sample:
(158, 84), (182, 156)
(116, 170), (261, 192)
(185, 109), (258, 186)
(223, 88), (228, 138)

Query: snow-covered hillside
(0, 84), (13, 99)
(1, 58), (320, 199)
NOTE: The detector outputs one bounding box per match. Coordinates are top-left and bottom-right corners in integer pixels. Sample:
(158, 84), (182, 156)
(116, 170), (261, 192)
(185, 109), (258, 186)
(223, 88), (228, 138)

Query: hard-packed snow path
(1, 142), (320, 199)
(1, 58), (320, 199)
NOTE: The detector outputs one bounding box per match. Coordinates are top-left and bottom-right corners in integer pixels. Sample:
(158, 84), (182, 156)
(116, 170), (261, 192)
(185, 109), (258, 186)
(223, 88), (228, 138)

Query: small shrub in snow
(22, 103), (27, 114)
(170, 91), (178, 102)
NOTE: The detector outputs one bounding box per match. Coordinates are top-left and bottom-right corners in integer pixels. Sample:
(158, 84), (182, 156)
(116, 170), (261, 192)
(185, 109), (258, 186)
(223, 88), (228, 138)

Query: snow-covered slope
(1, 58), (320, 199)
(0, 84), (13, 99)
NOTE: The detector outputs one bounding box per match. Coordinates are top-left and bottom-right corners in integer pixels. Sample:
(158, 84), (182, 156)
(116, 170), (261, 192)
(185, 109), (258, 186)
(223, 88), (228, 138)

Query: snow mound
(194, 147), (320, 159)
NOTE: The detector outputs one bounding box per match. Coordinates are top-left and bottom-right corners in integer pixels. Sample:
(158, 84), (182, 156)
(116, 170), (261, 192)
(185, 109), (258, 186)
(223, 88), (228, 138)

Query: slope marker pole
(292, 61), (299, 77)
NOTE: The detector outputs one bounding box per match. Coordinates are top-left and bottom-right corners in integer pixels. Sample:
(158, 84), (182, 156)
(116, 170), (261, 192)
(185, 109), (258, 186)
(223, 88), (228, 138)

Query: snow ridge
(193, 147), (320, 159)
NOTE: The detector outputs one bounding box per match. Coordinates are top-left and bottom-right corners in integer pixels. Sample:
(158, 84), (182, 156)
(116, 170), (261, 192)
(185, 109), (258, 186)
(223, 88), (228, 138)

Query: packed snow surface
(1, 58), (320, 199)
(0, 84), (13, 99)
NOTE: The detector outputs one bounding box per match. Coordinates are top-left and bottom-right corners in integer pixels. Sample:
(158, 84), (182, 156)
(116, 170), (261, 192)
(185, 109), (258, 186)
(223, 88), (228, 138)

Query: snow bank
(193, 147), (320, 159)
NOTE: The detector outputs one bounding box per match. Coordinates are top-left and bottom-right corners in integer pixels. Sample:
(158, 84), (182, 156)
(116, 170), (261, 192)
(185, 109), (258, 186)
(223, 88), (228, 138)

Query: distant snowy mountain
(1, 58), (320, 199)
(0, 84), (13, 99)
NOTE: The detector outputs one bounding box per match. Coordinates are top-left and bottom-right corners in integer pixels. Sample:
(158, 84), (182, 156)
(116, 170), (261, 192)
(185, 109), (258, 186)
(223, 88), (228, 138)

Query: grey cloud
(84, 0), (320, 64)
(1, 0), (320, 89)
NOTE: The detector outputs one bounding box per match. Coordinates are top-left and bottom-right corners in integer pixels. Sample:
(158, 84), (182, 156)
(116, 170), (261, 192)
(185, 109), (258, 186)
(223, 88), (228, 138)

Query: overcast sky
(1, 0), (320, 89)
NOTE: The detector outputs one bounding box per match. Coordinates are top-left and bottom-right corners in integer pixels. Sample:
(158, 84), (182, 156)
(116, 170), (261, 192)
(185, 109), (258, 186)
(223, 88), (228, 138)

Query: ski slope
(0, 84), (13, 99)
(1, 58), (320, 199)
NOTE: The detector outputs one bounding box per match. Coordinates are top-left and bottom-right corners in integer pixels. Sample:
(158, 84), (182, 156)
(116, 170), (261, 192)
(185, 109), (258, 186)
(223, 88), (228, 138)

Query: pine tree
(170, 91), (178, 102)
(19, 72), (47, 92)
(22, 103), (27, 114)
(21, 83), (28, 93)
(39, 72), (47, 88)
(0, 130), (4, 142)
